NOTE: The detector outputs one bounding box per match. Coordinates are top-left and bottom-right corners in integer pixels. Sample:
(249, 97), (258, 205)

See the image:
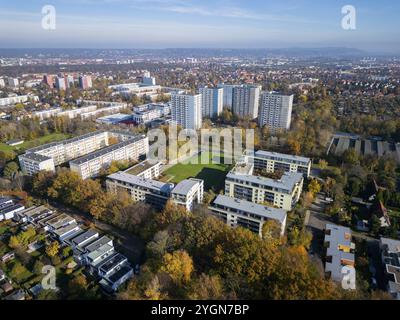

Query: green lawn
(0, 133), (71, 154)
(162, 152), (232, 192)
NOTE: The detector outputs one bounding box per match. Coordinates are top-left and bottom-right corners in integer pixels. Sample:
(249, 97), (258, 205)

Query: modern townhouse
(324, 224), (356, 289)
(209, 195), (287, 237)
(379, 237), (400, 300)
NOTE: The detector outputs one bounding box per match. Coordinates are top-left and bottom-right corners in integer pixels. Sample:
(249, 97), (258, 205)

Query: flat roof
(212, 195), (287, 224)
(97, 113), (132, 121)
(87, 243), (114, 262)
(70, 229), (99, 246)
(253, 150), (311, 165)
(98, 253), (127, 273)
(84, 235), (112, 253)
(27, 130), (106, 153)
(108, 172), (173, 194)
(172, 178), (202, 196)
(53, 223), (81, 237)
(69, 135), (146, 165)
(226, 171), (303, 193)
(45, 213), (75, 229)
(20, 152), (51, 162)
(124, 160), (160, 176)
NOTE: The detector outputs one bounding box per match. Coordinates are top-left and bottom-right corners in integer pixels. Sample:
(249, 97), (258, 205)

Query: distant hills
(0, 47), (368, 59)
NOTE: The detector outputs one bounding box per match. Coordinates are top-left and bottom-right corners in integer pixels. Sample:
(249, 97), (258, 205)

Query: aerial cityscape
(0, 0), (399, 310)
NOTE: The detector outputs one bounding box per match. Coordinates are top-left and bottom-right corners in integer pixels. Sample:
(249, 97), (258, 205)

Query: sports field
(161, 152), (232, 192)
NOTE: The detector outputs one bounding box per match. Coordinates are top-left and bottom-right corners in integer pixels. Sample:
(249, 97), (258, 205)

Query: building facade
(198, 86), (223, 118)
(170, 93), (202, 130)
(232, 84), (261, 119)
(224, 166), (303, 211)
(209, 195), (287, 237)
(248, 150), (312, 177)
(171, 178), (204, 211)
(324, 224), (356, 289)
(259, 93), (294, 132)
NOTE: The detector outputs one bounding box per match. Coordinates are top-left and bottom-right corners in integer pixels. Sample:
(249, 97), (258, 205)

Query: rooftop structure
(209, 195), (287, 237)
(324, 223), (356, 289)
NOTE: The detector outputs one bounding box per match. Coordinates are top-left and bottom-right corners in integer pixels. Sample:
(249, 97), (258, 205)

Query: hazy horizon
(0, 0), (399, 54)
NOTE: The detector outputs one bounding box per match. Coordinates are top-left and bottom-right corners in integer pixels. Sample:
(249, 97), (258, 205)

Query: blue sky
(0, 0), (399, 52)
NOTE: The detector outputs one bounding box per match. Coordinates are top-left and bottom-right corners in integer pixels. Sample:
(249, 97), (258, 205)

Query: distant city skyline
(0, 0), (399, 53)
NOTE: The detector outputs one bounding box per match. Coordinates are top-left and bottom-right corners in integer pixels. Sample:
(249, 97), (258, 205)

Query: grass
(0, 133), (72, 154)
(162, 152), (232, 192)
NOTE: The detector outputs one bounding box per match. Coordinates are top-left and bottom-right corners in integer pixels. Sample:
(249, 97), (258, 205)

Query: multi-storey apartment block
(170, 178), (204, 211)
(19, 131), (148, 178)
(198, 86), (223, 118)
(379, 237), (400, 300)
(247, 150), (312, 177)
(324, 224), (356, 289)
(217, 84), (241, 110)
(232, 84), (261, 119)
(170, 93), (202, 130)
(209, 194), (287, 237)
(259, 92), (294, 132)
(123, 160), (162, 179)
(106, 172), (174, 208)
(70, 136), (148, 179)
(106, 172), (204, 211)
(224, 162), (303, 211)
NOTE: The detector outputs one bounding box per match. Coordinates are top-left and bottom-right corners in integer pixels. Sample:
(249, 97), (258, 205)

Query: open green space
(0, 133), (72, 154)
(162, 152), (232, 192)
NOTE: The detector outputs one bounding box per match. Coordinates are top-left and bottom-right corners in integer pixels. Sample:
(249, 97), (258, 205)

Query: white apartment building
(19, 131), (148, 178)
(259, 92), (294, 131)
(18, 153), (56, 176)
(124, 160), (162, 179)
(324, 224), (356, 289)
(69, 135), (149, 179)
(0, 78), (5, 87)
(209, 195), (287, 237)
(232, 84), (261, 119)
(247, 150), (312, 177)
(170, 178), (204, 211)
(106, 172), (174, 208)
(198, 86), (223, 118)
(224, 163), (303, 211)
(217, 84), (240, 110)
(7, 78), (19, 87)
(31, 108), (63, 121)
(133, 108), (163, 124)
(0, 95), (39, 107)
(170, 93), (202, 130)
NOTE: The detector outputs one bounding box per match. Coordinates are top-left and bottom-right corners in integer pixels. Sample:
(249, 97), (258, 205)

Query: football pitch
(161, 152), (232, 192)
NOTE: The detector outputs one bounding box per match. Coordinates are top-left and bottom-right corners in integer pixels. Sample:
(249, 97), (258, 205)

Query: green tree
(3, 161), (19, 178)
(45, 241), (60, 257)
(160, 250), (194, 285)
